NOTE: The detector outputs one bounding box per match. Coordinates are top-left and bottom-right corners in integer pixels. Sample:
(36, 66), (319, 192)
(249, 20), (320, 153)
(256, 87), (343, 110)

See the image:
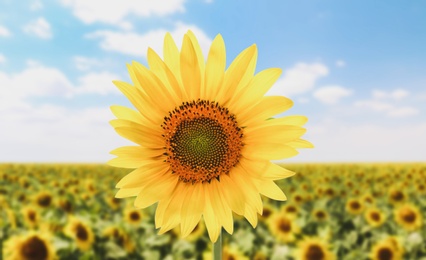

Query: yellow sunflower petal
(204, 34), (226, 100)
(219, 174), (246, 215)
(180, 183), (204, 237)
(230, 165), (263, 214)
(134, 172), (179, 208)
(115, 162), (168, 188)
(238, 96), (293, 126)
(110, 105), (144, 124)
(163, 33), (182, 85)
(115, 187), (141, 198)
(287, 138), (314, 148)
(180, 34), (201, 100)
(217, 44), (257, 105)
(244, 204), (258, 228)
(243, 143), (299, 160)
(262, 162), (296, 180)
(258, 180), (287, 201)
(230, 68), (282, 113)
(244, 125), (307, 145)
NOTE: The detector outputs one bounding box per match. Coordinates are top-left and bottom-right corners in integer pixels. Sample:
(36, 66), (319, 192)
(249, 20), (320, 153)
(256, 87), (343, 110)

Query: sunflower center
(401, 209), (416, 223)
(163, 100), (243, 183)
(278, 218), (292, 233)
(349, 201), (361, 210)
(315, 211), (326, 219)
(21, 236), (48, 260)
(28, 211), (36, 222)
(286, 206), (297, 213)
(371, 212), (381, 222)
(305, 245), (325, 260)
(76, 223), (89, 241)
(391, 191), (404, 201)
(37, 195), (52, 207)
(130, 212), (141, 221)
(378, 247), (393, 260)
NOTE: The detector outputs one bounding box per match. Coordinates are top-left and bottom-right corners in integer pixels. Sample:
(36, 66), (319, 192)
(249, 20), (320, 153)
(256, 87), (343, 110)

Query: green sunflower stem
(212, 229), (222, 260)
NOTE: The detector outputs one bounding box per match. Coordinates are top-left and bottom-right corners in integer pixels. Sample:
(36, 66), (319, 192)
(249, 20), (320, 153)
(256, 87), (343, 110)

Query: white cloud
(313, 85), (353, 105)
(286, 120), (426, 162)
(266, 62), (329, 97)
(61, 0), (185, 25)
(74, 72), (121, 95)
(354, 100), (419, 118)
(372, 88), (409, 100)
(73, 56), (104, 71)
(0, 53), (6, 63)
(86, 22), (212, 58)
(30, 0), (43, 11)
(0, 25), (11, 37)
(0, 103), (126, 162)
(23, 17), (52, 39)
(335, 60), (346, 67)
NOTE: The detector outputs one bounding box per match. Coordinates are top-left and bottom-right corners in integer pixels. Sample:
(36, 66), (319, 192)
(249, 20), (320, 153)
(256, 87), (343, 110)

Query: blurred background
(1, 0), (425, 163)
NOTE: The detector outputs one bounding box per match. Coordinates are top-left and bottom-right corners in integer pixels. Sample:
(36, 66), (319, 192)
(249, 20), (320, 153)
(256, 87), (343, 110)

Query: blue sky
(1, 0), (425, 162)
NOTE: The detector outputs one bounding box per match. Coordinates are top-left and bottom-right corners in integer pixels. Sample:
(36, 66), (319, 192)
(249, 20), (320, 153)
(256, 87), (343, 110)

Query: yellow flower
(108, 30), (312, 242)
(312, 209), (328, 222)
(3, 232), (57, 260)
(364, 208), (386, 228)
(294, 237), (335, 260)
(345, 198), (364, 215)
(124, 208), (144, 225)
(394, 204), (422, 231)
(268, 213), (300, 243)
(34, 191), (53, 208)
(370, 237), (404, 260)
(64, 217), (95, 251)
(21, 206), (40, 229)
(388, 188), (406, 205)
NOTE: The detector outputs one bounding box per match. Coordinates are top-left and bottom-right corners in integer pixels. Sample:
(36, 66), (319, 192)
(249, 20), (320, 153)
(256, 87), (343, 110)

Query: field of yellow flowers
(1, 163), (426, 260)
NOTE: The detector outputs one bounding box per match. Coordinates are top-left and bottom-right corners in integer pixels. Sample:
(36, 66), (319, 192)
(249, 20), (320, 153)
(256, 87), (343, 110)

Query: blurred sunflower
(394, 204), (422, 231)
(268, 213), (300, 243)
(21, 206), (40, 229)
(345, 198), (364, 215)
(281, 203), (299, 216)
(124, 207), (144, 225)
(370, 237), (404, 260)
(34, 191), (53, 208)
(312, 209), (328, 222)
(259, 203), (276, 222)
(388, 189), (406, 205)
(3, 232), (57, 260)
(364, 208), (386, 228)
(108, 30), (312, 241)
(294, 237), (335, 260)
(64, 217), (95, 251)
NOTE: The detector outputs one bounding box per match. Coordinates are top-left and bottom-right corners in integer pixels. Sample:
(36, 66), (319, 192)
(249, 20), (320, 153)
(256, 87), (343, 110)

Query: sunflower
(108, 30), (312, 242)
(388, 188), (406, 205)
(103, 226), (135, 253)
(365, 208), (386, 228)
(281, 203), (299, 216)
(370, 237), (404, 260)
(34, 191), (53, 208)
(124, 207), (144, 225)
(294, 237), (335, 260)
(345, 198), (364, 215)
(64, 217), (95, 251)
(3, 232), (57, 260)
(394, 204), (422, 231)
(259, 203), (276, 222)
(312, 209), (328, 222)
(21, 206), (40, 229)
(268, 213), (300, 243)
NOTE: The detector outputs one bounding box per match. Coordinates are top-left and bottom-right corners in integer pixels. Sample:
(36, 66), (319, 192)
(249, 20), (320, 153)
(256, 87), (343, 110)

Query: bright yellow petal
(115, 187), (141, 198)
(230, 68), (282, 113)
(244, 204), (258, 228)
(203, 186), (221, 242)
(262, 162), (296, 180)
(204, 34), (226, 100)
(219, 174), (245, 215)
(217, 44), (257, 105)
(110, 105), (144, 124)
(186, 30), (205, 97)
(210, 179), (234, 234)
(244, 125), (307, 145)
(163, 33), (182, 86)
(230, 165), (263, 214)
(114, 126), (164, 148)
(238, 96), (293, 127)
(147, 47), (185, 102)
(180, 183), (204, 237)
(258, 180), (287, 201)
(180, 34), (201, 100)
(158, 182), (189, 234)
(134, 172), (179, 208)
(115, 161), (168, 188)
(243, 143), (299, 160)
(287, 138), (314, 148)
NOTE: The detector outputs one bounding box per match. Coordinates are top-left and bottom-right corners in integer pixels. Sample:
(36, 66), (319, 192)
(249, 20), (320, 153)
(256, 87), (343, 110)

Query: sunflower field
(1, 163), (426, 260)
